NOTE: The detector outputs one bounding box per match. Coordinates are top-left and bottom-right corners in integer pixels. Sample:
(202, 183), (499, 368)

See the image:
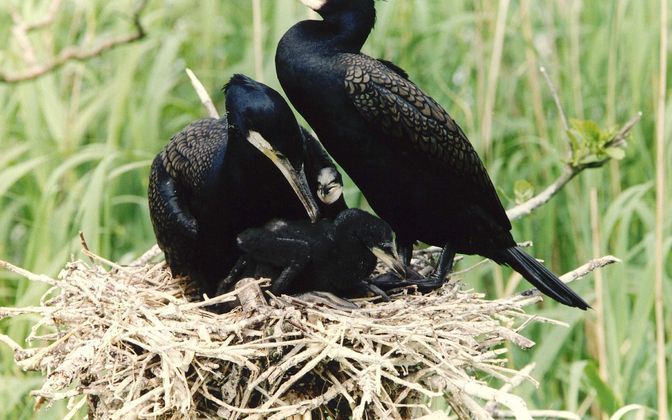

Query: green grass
(0, 0), (669, 418)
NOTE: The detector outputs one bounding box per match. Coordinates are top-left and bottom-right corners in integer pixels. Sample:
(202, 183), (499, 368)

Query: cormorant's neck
(305, 6), (376, 52)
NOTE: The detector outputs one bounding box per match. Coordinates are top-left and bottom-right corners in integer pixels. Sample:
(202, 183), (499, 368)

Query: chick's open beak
(247, 131), (321, 222)
(316, 167), (343, 205)
(371, 244), (407, 277)
(318, 183), (343, 205)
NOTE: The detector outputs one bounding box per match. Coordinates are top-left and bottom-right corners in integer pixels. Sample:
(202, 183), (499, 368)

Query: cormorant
(276, 0), (589, 309)
(230, 208), (405, 298)
(148, 74), (347, 298)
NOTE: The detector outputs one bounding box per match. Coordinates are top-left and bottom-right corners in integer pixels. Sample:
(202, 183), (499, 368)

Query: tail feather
(497, 247), (590, 310)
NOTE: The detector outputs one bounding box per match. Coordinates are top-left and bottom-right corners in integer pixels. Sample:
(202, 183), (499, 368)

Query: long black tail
(495, 247), (590, 310)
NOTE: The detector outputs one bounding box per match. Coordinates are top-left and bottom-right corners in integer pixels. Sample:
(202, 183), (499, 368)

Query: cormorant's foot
(410, 276), (445, 293)
(370, 269), (446, 293)
(293, 291), (359, 310)
(365, 283), (391, 302)
(369, 272), (405, 290)
(369, 268), (423, 291)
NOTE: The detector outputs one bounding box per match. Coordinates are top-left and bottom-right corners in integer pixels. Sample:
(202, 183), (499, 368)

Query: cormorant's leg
(433, 244), (456, 281)
(237, 229), (311, 295)
(216, 256), (251, 295)
(271, 257), (308, 295)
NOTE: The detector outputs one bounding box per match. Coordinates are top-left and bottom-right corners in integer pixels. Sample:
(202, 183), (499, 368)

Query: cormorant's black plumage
(148, 74), (346, 297)
(276, 0), (588, 309)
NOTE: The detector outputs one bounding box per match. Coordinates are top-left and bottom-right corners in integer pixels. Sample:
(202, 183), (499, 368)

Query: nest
(0, 245), (617, 419)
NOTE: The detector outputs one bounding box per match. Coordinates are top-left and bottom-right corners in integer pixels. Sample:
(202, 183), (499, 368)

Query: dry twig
(0, 1), (148, 83)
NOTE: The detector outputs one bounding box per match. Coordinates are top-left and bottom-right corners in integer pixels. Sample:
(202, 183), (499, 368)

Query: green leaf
(514, 179), (534, 204)
(570, 118), (602, 145)
(579, 154), (602, 165)
(604, 147), (626, 160)
(584, 362), (622, 415)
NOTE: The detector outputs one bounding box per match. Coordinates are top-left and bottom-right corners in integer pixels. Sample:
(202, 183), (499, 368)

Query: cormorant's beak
(247, 131), (321, 222)
(371, 243), (407, 277)
(298, 0), (326, 12)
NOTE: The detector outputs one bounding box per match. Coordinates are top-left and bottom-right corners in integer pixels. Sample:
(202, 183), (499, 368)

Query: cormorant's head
(299, 0), (375, 17)
(225, 74), (320, 222)
(296, 0), (376, 51)
(317, 167), (343, 205)
(336, 209), (406, 276)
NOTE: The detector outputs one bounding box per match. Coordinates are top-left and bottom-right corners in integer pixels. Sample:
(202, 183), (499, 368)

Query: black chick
(231, 208), (405, 298)
(275, 0), (588, 309)
(148, 74), (346, 298)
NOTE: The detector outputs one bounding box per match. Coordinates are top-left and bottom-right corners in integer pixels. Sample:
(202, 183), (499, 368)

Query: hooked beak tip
(372, 247), (407, 278)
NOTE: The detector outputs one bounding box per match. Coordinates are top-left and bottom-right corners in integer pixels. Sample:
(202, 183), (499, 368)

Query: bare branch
(540, 66), (570, 132)
(0, 0), (148, 84)
(0, 259), (57, 285)
(559, 256), (621, 285)
(606, 111), (643, 149)
(9, 6), (38, 65)
(506, 167), (577, 220)
(514, 255), (621, 303)
(31, 0), (64, 30)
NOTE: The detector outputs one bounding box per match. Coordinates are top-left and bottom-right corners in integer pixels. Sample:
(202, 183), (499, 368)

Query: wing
(376, 59), (409, 79)
(161, 118), (228, 197)
(148, 118), (229, 264)
(148, 155), (198, 242)
(340, 54), (510, 229)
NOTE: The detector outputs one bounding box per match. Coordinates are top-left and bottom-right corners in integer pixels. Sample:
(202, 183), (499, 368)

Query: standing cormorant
(231, 208), (405, 298)
(276, 0), (589, 309)
(148, 74), (346, 297)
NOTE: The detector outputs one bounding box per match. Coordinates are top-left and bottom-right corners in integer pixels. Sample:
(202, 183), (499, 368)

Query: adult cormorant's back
(148, 74), (346, 298)
(276, 0), (589, 309)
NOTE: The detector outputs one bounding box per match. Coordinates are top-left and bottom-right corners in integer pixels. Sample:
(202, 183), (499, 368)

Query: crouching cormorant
(148, 74), (346, 297)
(276, 0), (589, 309)
(229, 208), (405, 300)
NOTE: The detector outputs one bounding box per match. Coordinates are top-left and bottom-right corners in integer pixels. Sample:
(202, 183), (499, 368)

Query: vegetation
(0, 0), (668, 418)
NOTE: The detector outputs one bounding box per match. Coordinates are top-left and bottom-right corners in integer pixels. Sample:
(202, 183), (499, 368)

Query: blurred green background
(0, 0), (669, 418)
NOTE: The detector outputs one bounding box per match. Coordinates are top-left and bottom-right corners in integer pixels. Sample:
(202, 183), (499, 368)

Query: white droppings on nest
(0, 248), (618, 419)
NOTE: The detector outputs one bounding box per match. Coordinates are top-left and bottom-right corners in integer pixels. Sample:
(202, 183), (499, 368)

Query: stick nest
(1, 246), (609, 419)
